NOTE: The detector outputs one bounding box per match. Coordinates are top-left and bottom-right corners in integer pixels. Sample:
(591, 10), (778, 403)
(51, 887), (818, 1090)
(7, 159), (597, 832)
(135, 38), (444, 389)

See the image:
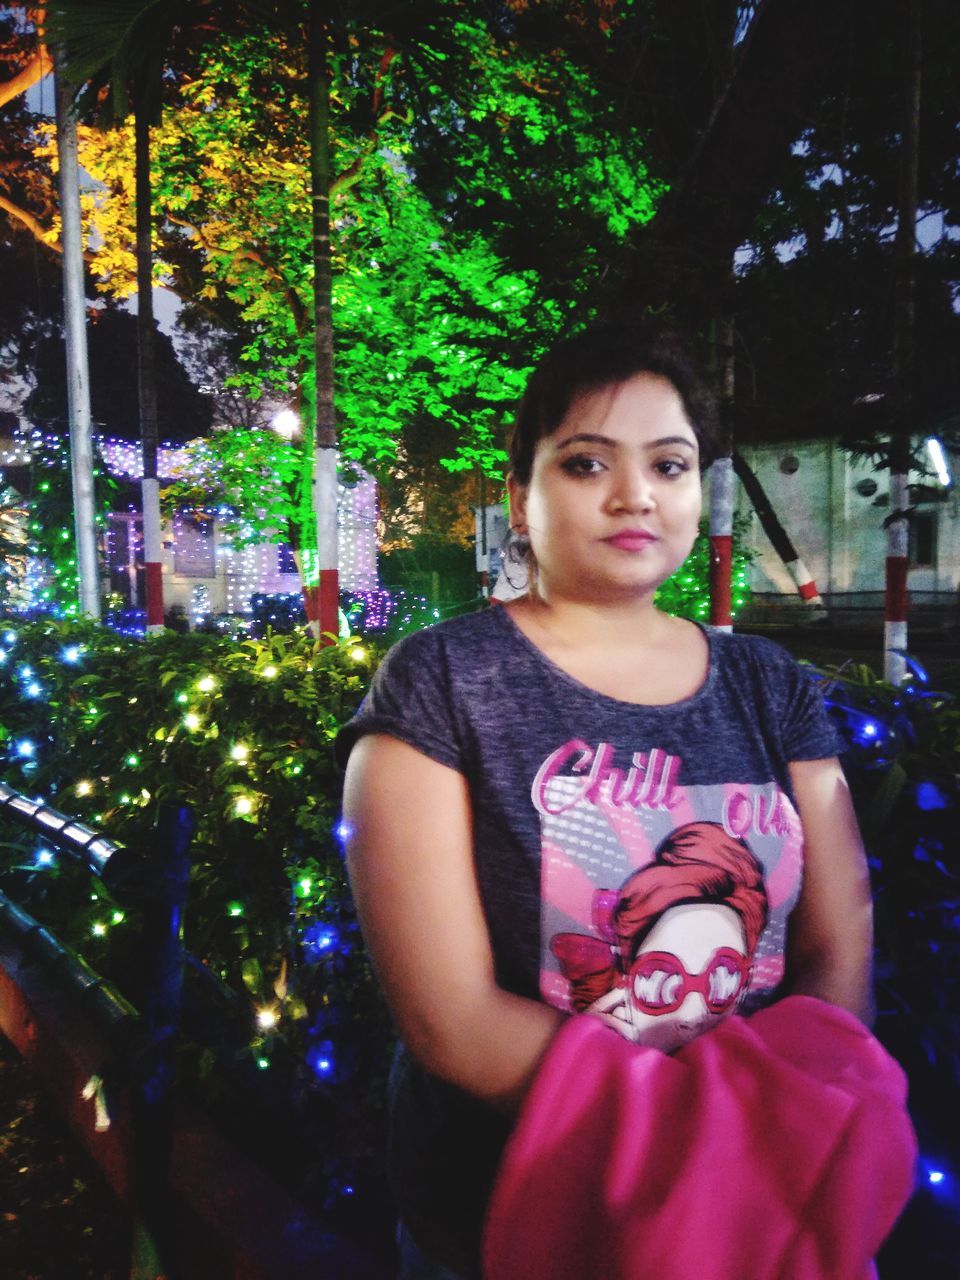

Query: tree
(44, 1), (224, 634)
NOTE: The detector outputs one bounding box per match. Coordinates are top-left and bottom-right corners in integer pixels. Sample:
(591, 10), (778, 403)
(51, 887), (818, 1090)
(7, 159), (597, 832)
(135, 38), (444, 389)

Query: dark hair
(508, 320), (720, 485)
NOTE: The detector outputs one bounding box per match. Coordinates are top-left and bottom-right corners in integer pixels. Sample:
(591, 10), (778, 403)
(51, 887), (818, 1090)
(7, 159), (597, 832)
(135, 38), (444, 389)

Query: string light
(230, 743), (250, 762)
(234, 795), (255, 816)
(256, 1007), (278, 1029)
(183, 712), (202, 731)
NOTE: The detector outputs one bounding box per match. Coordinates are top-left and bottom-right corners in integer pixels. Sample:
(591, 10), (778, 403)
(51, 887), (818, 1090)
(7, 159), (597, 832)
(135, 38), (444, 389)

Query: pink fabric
(483, 996), (916, 1280)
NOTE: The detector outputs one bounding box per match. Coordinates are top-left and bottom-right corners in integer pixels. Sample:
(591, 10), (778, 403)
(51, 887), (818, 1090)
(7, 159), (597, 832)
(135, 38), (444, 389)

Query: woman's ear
(506, 473), (528, 535)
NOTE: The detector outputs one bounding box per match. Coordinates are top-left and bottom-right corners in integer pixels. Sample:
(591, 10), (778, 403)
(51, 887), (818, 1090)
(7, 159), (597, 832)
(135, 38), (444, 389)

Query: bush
(0, 618), (391, 1214)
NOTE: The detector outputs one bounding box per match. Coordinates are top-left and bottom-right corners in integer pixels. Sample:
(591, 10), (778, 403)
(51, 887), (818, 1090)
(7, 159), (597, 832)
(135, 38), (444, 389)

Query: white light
(272, 409), (300, 439)
(230, 743), (249, 762)
(256, 1007), (278, 1029)
(925, 437), (951, 487)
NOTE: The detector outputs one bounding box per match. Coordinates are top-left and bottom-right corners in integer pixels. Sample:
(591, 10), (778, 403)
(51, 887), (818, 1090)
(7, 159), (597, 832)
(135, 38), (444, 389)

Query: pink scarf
(484, 996), (916, 1280)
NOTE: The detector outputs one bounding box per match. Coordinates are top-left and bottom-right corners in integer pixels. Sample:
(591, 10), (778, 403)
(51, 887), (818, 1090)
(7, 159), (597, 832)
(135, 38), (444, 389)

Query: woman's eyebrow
(553, 432), (697, 451)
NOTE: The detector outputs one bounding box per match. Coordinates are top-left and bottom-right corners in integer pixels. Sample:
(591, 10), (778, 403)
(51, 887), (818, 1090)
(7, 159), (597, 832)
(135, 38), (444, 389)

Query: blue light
(928, 1170), (945, 1185)
(334, 818), (353, 844)
(860, 721), (878, 738)
(18, 664), (32, 680)
(62, 645), (82, 663)
(3, 630), (15, 644)
(26, 681), (42, 698)
(916, 781), (949, 812)
(15, 739), (36, 758)
(35, 848), (55, 867)
(303, 922), (339, 956)
(306, 1042), (336, 1080)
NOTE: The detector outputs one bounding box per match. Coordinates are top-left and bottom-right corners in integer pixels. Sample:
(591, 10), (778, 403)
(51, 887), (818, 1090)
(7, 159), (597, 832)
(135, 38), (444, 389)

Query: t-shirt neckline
(492, 603), (717, 712)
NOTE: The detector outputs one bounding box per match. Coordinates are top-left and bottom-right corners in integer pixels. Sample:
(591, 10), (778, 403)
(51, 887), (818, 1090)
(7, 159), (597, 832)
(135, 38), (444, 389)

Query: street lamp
(271, 409), (300, 440)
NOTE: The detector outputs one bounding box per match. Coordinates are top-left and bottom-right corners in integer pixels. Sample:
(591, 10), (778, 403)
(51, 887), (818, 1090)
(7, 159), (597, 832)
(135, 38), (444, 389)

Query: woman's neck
(510, 589), (675, 650)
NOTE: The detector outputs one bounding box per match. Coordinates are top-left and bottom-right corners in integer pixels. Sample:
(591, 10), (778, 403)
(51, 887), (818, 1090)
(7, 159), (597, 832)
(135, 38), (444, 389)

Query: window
(909, 512), (937, 568)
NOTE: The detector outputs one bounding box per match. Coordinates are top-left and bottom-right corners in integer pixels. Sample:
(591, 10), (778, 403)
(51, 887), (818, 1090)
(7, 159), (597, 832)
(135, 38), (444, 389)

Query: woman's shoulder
(376, 606), (507, 680)
(705, 626), (803, 675)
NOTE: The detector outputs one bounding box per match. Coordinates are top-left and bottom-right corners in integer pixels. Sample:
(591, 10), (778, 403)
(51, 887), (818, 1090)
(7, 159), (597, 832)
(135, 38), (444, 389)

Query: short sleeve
(759, 640), (844, 761)
(334, 627), (464, 773)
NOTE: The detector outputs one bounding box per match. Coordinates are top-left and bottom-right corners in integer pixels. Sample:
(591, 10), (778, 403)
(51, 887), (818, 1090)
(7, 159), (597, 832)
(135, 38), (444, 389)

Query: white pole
(54, 67), (101, 618)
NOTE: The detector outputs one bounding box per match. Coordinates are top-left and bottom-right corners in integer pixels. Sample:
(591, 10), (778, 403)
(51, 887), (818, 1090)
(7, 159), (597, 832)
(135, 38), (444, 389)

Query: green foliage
(17, 434), (117, 615)
(655, 515), (753, 621)
(0, 619), (390, 1190)
(813, 661), (960, 1085)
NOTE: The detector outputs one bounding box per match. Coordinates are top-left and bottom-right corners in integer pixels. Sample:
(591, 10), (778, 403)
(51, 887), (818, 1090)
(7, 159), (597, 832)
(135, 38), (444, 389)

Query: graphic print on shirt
(535, 740), (804, 1027)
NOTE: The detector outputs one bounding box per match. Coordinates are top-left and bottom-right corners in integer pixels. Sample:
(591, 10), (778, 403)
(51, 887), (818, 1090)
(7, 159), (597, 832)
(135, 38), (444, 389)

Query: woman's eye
(655, 459), (690, 478)
(560, 455), (604, 477)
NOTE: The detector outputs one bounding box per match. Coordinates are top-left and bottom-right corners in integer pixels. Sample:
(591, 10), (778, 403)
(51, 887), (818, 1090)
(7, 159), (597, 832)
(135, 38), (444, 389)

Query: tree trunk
(54, 63), (100, 619)
(885, 0), (921, 685)
(134, 106), (164, 633)
(306, 8), (339, 643)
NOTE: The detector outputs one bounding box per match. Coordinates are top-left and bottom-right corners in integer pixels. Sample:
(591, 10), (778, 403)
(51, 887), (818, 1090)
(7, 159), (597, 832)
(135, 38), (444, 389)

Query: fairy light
(75, 780), (93, 796)
(227, 901), (244, 918)
(261, 664), (278, 680)
(256, 1007), (278, 1029)
(234, 795), (255, 816)
(197, 675), (216, 693)
(125, 753), (140, 767)
(91, 922), (107, 937)
(183, 711), (202, 731)
(230, 743), (250, 762)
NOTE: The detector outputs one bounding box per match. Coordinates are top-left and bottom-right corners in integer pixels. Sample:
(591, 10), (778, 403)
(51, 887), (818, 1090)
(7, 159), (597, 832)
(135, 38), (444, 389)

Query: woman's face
(507, 373), (702, 606)
(622, 902), (748, 1053)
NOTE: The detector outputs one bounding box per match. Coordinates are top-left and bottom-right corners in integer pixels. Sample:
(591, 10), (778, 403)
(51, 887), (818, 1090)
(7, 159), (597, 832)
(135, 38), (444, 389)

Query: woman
(338, 321), (874, 1279)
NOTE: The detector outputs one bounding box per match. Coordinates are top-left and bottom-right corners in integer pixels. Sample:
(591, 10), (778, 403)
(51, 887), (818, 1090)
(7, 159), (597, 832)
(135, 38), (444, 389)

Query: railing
(0, 782), (193, 1279)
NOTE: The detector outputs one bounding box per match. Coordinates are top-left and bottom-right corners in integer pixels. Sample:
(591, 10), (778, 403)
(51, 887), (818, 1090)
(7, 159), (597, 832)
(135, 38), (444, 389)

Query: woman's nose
(609, 466), (655, 513)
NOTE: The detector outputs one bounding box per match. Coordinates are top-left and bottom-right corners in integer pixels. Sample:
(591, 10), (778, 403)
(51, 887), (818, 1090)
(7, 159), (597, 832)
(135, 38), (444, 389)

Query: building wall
(732, 439), (959, 599)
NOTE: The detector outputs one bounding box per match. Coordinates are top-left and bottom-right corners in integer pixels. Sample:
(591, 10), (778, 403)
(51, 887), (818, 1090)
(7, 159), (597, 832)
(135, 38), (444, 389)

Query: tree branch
(0, 190), (94, 262)
(0, 43), (53, 109)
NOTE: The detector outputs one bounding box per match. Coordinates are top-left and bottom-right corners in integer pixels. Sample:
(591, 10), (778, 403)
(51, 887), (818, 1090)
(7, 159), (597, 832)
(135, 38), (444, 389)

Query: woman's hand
(785, 757), (875, 1024)
(343, 733), (564, 1114)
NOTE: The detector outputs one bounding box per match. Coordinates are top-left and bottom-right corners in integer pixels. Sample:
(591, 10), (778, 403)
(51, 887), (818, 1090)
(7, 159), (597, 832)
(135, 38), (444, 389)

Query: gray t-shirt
(337, 606), (841, 1273)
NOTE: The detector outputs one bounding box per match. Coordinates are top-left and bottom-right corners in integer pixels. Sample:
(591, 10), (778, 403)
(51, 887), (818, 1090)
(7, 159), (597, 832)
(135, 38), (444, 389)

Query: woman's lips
(603, 531), (658, 551)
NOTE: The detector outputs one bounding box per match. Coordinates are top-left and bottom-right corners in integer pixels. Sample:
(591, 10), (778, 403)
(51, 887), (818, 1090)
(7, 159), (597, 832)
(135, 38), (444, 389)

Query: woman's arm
(785, 756), (875, 1024)
(342, 733), (565, 1113)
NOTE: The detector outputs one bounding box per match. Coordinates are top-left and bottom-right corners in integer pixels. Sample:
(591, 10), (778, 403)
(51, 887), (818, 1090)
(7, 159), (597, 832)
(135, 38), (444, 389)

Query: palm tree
(45, 2), (219, 633)
(48, 0), (344, 640)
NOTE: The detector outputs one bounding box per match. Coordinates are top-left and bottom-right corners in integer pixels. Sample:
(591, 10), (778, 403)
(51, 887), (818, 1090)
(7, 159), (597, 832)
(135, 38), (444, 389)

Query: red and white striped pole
(142, 476), (165, 633)
(709, 455), (735, 632)
(314, 444), (340, 642)
(884, 470), (909, 685)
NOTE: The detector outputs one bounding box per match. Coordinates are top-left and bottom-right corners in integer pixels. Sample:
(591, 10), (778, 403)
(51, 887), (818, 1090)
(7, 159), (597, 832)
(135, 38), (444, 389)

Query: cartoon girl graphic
(550, 821), (769, 1053)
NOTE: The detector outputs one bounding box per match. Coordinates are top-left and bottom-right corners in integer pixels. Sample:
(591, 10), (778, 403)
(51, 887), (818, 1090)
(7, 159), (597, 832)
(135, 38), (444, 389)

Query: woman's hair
(508, 319), (720, 486)
(550, 821), (768, 1012)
